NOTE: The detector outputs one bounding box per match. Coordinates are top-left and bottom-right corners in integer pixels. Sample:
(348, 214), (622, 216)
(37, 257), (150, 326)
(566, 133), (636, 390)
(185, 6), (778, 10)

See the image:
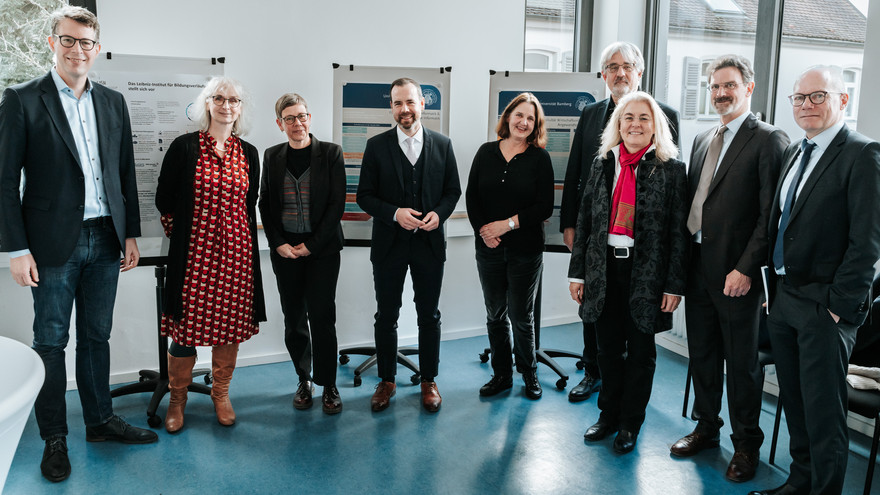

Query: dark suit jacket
(155, 131), (266, 322)
(0, 71), (140, 266)
(568, 150), (689, 333)
(560, 97), (681, 231)
(356, 126), (461, 263)
(768, 125), (880, 325)
(258, 134), (345, 257)
(688, 113), (789, 288)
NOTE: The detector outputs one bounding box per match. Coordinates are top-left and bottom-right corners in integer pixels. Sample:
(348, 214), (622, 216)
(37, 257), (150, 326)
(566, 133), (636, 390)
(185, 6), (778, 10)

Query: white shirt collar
(51, 67), (92, 96)
(722, 110), (750, 136)
(397, 124), (424, 146)
(805, 121), (845, 151)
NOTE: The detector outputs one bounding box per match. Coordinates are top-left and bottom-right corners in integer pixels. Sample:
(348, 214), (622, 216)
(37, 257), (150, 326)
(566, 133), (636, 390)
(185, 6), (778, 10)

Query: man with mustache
(560, 41), (680, 403)
(671, 55), (788, 483)
(0, 5), (156, 483)
(357, 78), (461, 413)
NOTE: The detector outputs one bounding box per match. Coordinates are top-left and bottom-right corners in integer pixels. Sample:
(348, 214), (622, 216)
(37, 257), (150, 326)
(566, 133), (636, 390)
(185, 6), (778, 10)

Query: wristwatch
(508, 218), (515, 231)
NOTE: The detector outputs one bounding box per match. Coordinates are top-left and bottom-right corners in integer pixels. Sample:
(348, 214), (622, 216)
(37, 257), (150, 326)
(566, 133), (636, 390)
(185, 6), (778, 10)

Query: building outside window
(524, 0), (577, 72)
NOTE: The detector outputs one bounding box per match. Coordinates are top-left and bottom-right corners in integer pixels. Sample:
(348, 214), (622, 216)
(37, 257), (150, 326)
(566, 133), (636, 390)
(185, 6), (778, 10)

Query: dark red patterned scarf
(608, 143), (650, 237)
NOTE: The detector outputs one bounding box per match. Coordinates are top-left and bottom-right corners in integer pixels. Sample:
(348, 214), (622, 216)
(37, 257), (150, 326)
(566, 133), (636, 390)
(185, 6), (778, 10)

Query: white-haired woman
(568, 91), (688, 454)
(155, 76), (265, 432)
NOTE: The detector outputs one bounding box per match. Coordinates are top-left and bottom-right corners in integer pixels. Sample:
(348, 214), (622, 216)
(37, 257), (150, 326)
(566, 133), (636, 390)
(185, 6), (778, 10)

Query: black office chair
(681, 314), (784, 465)
(338, 347), (420, 387)
(845, 384), (880, 495)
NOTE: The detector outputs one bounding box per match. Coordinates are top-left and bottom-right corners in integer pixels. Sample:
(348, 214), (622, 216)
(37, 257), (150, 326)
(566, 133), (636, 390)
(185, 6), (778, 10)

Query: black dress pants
(595, 251), (657, 433)
(270, 250), (341, 386)
(372, 233), (443, 382)
(475, 247), (542, 375)
(684, 244), (765, 451)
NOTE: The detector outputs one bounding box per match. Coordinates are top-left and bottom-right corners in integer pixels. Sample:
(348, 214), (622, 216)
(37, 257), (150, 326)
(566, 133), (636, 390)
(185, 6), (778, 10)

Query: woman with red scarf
(567, 91), (688, 454)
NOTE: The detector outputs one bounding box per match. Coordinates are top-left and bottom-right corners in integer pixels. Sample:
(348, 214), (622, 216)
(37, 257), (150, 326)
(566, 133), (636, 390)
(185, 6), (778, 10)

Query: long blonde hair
(598, 91), (677, 162)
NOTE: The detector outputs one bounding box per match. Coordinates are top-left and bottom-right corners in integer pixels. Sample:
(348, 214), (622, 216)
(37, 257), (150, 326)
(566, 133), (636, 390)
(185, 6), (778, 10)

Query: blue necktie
(772, 139), (816, 271)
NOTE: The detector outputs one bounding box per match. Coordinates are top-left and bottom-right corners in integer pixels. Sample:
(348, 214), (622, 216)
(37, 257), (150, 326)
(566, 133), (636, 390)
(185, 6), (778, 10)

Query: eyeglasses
(209, 95), (242, 108)
(280, 114), (310, 125)
(53, 34), (97, 51)
(788, 91), (842, 107)
(604, 63), (635, 74)
(708, 82), (745, 93)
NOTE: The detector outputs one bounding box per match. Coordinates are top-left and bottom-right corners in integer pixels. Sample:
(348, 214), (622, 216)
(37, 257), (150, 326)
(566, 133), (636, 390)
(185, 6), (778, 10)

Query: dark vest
(398, 144), (425, 212)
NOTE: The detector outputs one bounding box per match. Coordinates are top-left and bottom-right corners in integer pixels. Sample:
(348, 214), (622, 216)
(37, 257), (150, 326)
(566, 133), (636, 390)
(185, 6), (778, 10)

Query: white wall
(0, 0), (591, 388)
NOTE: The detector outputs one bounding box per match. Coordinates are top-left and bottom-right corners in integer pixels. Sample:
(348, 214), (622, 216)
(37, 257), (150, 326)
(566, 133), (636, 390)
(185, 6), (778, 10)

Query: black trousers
(270, 250), (340, 386)
(595, 251), (657, 433)
(767, 280), (857, 494)
(580, 321), (600, 377)
(372, 233), (444, 382)
(684, 245), (764, 451)
(475, 247), (542, 375)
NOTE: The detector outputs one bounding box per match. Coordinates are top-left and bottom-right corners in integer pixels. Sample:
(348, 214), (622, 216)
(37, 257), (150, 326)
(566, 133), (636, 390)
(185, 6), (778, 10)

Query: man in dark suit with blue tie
(560, 41), (680, 402)
(0, 6), (157, 484)
(749, 66), (880, 495)
(671, 55), (788, 483)
(356, 78), (461, 413)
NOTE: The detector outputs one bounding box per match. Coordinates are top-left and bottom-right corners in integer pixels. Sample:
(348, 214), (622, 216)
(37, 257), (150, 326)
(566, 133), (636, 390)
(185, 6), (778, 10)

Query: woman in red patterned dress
(155, 77), (265, 432)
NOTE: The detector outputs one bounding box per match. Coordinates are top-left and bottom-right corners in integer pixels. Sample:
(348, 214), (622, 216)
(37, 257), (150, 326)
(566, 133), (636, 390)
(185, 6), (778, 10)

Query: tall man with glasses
(749, 66), (880, 495)
(357, 78), (461, 413)
(670, 55), (788, 483)
(561, 41), (680, 402)
(0, 5), (156, 483)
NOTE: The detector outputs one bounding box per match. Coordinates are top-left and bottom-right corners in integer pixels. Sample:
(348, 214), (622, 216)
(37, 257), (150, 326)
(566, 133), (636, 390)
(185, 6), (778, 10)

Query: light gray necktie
(687, 125), (727, 235)
(404, 137), (417, 166)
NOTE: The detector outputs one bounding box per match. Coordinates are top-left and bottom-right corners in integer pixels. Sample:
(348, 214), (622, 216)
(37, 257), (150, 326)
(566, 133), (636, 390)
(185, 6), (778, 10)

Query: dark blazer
(155, 131), (266, 322)
(568, 149), (689, 334)
(0, 71), (140, 266)
(768, 125), (880, 325)
(560, 97), (680, 231)
(356, 127), (461, 263)
(688, 113), (789, 288)
(258, 134), (345, 257)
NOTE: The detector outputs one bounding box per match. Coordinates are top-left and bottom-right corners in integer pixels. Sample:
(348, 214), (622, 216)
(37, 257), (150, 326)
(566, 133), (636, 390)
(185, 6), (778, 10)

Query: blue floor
(5, 323), (877, 494)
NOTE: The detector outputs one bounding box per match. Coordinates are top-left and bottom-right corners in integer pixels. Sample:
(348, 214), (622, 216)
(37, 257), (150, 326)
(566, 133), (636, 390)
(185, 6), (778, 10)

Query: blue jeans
(31, 221), (121, 439)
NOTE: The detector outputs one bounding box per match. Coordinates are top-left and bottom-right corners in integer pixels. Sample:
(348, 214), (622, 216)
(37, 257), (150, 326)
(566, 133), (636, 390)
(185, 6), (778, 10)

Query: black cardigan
(155, 131), (266, 322)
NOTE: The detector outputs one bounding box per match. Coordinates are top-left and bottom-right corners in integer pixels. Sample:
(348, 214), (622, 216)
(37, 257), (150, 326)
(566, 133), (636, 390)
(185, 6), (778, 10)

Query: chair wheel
(556, 378), (567, 390)
(478, 352), (489, 363)
(353, 376), (362, 387)
(147, 414), (162, 428)
(339, 354), (350, 365)
(139, 375), (147, 383)
(576, 360), (585, 370)
(204, 374), (212, 385)
(410, 374), (420, 385)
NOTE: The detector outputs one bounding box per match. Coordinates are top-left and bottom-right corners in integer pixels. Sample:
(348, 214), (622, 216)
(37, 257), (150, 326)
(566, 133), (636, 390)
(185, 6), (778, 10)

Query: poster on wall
(332, 65), (451, 242)
(90, 54), (223, 257)
(488, 71), (605, 250)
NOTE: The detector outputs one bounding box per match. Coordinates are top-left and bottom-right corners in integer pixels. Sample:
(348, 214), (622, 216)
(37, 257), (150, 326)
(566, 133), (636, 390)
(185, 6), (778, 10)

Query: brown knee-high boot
(211, 343), (239, 426)
(165, 353), (196, 433)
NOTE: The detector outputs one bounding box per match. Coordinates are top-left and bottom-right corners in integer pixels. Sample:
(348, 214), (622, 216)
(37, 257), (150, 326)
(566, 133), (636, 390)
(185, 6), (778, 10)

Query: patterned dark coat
(568, 148), (689, 334)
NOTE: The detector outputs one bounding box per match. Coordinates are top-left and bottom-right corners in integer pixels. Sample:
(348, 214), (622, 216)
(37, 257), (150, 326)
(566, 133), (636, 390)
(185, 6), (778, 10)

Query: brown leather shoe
(420, 381), (442, 412)
(669, 430), (720, 457)
(371, 381), (396, 412)
(322, 385), (342, 415)
(726, 450), (759, 482)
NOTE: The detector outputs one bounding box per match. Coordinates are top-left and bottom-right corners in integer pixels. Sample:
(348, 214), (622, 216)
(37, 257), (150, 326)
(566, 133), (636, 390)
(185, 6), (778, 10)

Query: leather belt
(82, 216), (112, 228)
(609, 246), (631, 259)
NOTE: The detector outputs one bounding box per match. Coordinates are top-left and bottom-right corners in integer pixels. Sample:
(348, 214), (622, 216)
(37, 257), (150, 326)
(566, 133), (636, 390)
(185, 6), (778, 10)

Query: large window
(524, 0), (577, 72)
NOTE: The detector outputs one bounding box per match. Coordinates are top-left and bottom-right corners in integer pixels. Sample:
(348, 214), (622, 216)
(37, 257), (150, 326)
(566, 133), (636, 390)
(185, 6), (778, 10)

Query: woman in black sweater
(466, 92), (554, 399)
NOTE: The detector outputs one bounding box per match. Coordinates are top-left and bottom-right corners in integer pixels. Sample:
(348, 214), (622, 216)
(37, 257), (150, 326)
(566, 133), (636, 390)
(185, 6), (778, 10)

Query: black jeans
(270, 250), (341, 386)
(475, 247), (542, 375)
(595, 251), (657, 433)
(372, 234), (444, 382)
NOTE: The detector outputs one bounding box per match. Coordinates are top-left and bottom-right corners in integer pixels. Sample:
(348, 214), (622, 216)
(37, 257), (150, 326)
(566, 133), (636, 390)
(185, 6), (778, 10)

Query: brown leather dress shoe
(293, 381), (314, 410)
(726, 450), (759, 482)
(322, 385), (342, 415)
(669, 430), (720, 457)
(371, 381), (396, 412)
(420, 381), (442, 412)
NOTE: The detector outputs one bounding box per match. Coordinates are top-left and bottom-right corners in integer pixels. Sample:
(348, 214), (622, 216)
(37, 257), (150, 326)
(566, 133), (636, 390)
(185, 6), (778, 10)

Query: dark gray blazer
(768, 125), (880, 325)
(356, 126), (461, 263)
(0, 71), (140, 266)
(687, 113), (789, 288)
(560, 97), (680, 232)
(568, 150), (689, 333)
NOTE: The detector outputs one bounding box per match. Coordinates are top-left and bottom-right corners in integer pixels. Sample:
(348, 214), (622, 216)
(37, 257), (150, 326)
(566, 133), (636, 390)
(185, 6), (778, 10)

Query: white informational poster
(332, 65), (451, 241)
(488, 71), (606, 249)
(90, 54), (223, 256)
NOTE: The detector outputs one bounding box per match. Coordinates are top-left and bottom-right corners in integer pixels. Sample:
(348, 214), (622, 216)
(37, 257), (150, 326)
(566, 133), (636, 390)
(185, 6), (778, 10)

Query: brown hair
(495, 92), (547, 148)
